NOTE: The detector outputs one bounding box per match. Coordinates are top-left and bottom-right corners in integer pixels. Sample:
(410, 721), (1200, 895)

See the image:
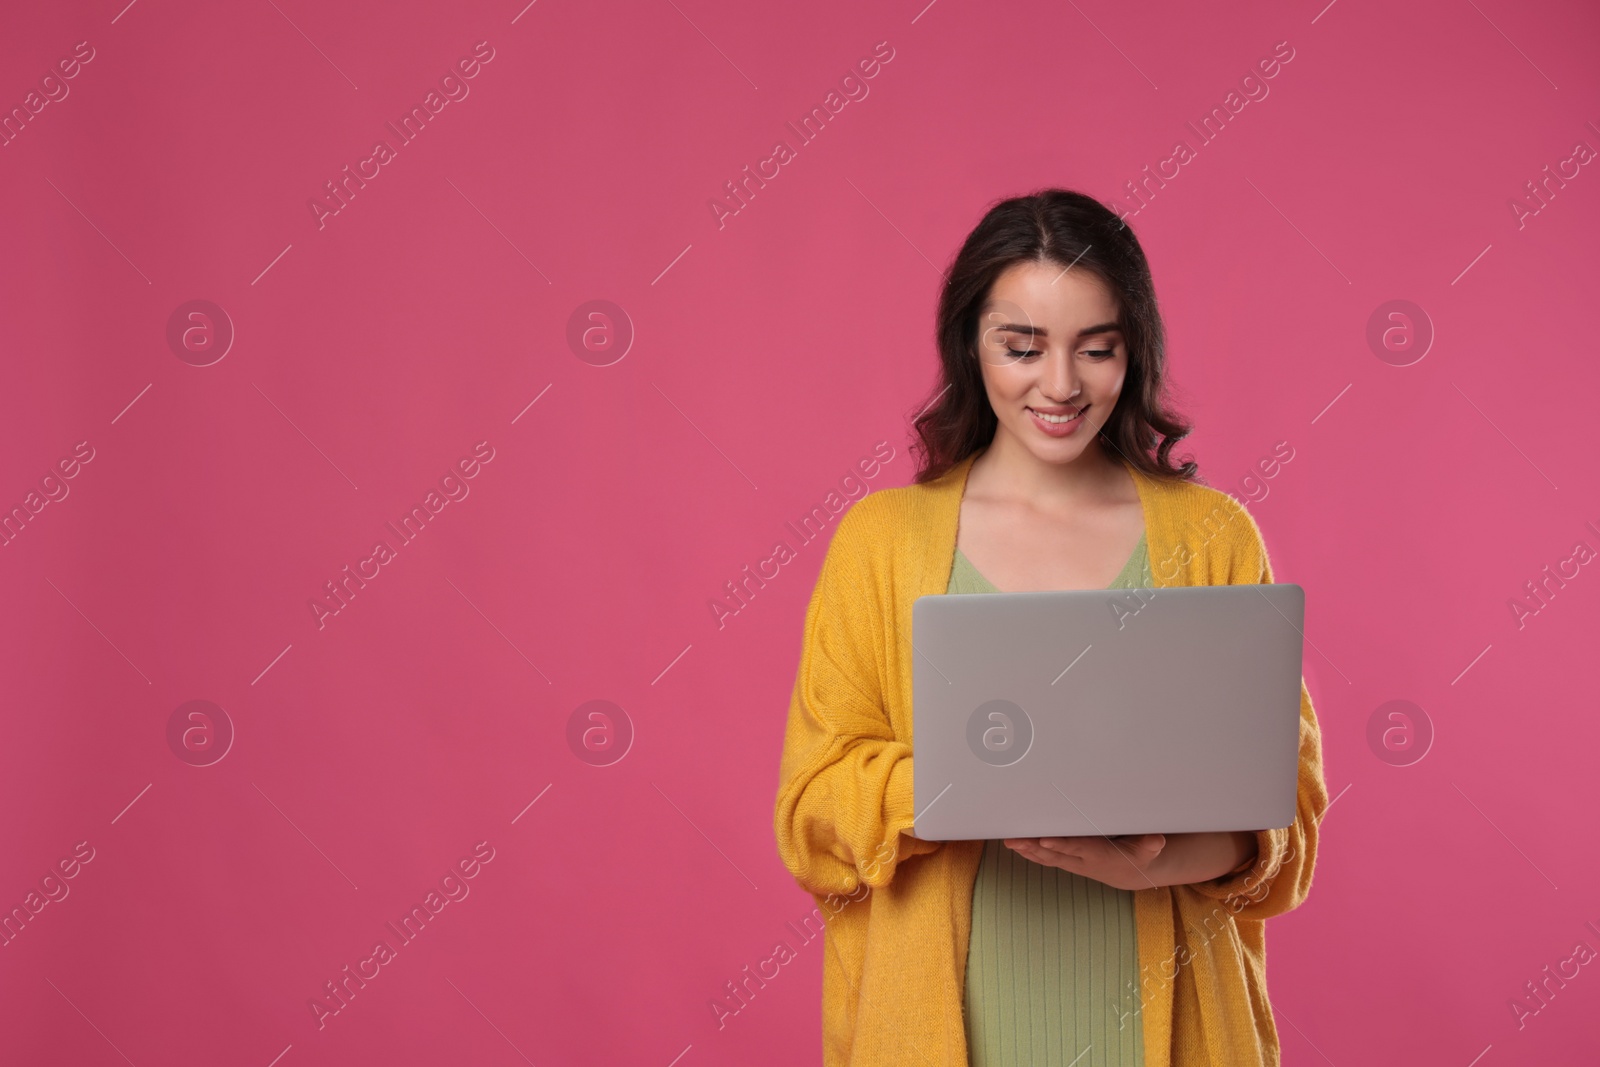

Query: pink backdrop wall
(3, 0), (1597, 1063)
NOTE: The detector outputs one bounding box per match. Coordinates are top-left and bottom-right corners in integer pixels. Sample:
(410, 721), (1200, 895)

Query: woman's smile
(1027, 403), (1088, 436)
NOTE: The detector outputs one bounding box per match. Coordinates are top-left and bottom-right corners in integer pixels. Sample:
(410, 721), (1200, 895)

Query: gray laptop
(911, 583), (1305, 841)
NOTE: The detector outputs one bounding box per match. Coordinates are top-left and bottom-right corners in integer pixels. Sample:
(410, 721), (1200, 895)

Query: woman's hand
(1004, 834), (1166, 891)
(1004, 830), (1258, 891)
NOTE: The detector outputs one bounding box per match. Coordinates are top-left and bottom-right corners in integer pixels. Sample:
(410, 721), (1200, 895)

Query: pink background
(3, 0), (1598, 1064)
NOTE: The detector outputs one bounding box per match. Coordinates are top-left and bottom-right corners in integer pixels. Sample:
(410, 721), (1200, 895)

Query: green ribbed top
(948, 532), (1152, 1067)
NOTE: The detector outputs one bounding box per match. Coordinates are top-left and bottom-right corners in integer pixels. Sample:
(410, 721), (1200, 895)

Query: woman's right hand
(1003, 833), (1167, 891)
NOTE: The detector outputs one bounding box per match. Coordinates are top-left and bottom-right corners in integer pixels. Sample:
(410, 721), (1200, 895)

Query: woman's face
(974, 259), (1128, 465)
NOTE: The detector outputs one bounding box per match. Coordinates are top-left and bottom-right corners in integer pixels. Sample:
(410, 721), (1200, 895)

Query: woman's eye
(1002, 347), (1115, 360)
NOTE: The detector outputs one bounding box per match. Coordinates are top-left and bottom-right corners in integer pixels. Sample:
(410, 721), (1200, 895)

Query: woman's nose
(1043, 349), (1076, 398)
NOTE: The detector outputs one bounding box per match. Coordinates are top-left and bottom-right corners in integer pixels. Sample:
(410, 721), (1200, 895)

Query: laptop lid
(911, 583), (1305, 841)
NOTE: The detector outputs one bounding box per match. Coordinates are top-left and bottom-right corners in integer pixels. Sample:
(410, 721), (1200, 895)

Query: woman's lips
(1028, 405), (1087, 436)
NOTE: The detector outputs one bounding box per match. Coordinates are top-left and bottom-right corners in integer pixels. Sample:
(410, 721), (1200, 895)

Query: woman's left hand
(1004, 833), (1166, 891)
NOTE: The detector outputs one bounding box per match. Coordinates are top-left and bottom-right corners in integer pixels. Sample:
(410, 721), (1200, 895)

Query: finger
(1007, 842), (1041, 864)
(1036, 837), (1091, 855)
(1112, 833), (1164, 854)
(1017, 844), (1078, 872)
(1011, 839), (1069, 862)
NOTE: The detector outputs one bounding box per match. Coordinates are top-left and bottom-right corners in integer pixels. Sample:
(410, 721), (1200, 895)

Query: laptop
(910, 582), (1305, 841)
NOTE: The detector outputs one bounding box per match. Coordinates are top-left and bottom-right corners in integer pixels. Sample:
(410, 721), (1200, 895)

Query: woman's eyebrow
(992, 320), (1122, 339)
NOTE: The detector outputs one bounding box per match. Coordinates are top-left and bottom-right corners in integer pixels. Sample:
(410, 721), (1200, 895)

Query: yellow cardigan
(773, 451), (1330, 1066)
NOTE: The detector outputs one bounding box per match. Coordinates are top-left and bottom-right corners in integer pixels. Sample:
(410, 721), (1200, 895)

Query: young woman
(773, 189), (1329, 1067)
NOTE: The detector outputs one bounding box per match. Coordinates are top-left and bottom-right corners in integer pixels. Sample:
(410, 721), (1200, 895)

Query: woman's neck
(968, 435), (1126, 511)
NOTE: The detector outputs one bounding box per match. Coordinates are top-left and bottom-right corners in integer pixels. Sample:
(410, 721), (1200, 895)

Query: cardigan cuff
(887, 756), (918, 839)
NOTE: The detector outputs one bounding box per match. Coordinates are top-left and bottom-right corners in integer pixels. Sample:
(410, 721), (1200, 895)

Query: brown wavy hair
(909, 188), (1199, 485)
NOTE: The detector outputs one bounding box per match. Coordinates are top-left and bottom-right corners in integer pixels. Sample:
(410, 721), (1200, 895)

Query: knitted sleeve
(772, 502), (943, 897)
(1183, 496), (1331, 921)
